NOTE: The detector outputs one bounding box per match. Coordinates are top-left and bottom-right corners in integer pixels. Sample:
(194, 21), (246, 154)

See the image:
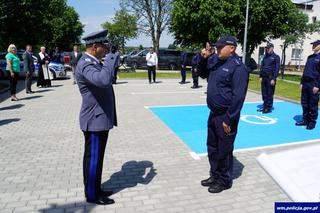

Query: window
(291, 48), (302, 60)
(312, 16), (317, 23)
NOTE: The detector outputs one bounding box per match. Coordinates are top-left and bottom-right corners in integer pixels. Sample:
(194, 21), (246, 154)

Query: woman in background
(6, 44), (21, 101)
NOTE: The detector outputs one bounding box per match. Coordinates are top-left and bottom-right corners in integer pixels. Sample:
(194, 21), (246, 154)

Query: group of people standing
(5, 44), (52, 101)
(4, 44), (86, 101)
(257, 40), (320, 130)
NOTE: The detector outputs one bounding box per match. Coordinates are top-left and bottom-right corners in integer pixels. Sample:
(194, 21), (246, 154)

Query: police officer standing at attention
(296, 40), (320, 130)
(191, 49), (201, 89)
(258, 43), (280, 113)
(180, 48), (188, 84)
(198, 35), (249, 193)
(76, 29), (117, 205)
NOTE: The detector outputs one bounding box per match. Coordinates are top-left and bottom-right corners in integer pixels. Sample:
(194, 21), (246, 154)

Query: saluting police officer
(76, 29), (117, 205)
(258, 43), (280, 113)
(296, 40), (320, 130)
(198, 35), (249, 193)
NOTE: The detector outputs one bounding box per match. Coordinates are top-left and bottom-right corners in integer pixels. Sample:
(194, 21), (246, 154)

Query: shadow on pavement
(38, 161), (156, 212)
(233, 157), (244, 180)
(0, 104), (24, 111)
(19, 95), (43, 101)
(35, 89), (54, 93)
(114, 81), (128, 85)
(0, 118), (20, 126)
(293, 115), (303, 122)
(49, 85), (63, 88)
(102, 160), (157, 194)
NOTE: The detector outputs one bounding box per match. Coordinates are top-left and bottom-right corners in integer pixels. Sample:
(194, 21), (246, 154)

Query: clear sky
(67, 0), (174, 48)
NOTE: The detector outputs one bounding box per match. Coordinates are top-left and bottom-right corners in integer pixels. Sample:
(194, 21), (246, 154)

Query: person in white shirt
(146, 47), (158, 83)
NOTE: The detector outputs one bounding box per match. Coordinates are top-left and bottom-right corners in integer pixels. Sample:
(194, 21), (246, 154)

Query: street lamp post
(242, 0), (249, 64)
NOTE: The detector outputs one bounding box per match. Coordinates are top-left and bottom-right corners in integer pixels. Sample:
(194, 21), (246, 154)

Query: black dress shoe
(295, 120), (308, 126)
(201, 177), (216, 187)
(100, 190), (113, 197)
(86, 196), (115, 205)
(208, 183), (231, 193)
(262, 108), (271, 114)
(306, 124), (315, 130)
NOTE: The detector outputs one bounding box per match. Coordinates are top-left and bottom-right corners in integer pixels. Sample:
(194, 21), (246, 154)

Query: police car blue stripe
(88, 133), (99, 199)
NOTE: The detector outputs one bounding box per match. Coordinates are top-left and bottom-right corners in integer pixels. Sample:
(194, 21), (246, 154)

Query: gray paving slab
(0, 75), (310, 213)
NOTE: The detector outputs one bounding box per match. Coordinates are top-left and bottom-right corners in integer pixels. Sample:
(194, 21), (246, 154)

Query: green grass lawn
(118, 71), (301, 102)
(249, 74), (301, 102)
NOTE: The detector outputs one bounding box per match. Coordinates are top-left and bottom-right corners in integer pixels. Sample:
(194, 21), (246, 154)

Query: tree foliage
(280, 11), (320, 76)
(0, 0), (83, 51)
(170, 0), (304, 56)
(102, 9), (138, 51)
(120, 0), (172, 53)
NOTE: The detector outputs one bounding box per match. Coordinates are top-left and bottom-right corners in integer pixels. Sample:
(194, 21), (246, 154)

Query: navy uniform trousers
(301, 80), (319, 126)
(191, 65), (199, 87)
(207, 111), (240, 188)
(261, 75), (276, 110)
(83, 131), (109, 200)
(181, 66), (186, 83)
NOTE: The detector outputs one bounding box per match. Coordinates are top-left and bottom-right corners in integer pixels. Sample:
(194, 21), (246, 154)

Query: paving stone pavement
(2, 75), (313, 213)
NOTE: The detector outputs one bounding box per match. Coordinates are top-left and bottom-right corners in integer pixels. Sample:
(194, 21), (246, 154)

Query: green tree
(170, 0), (301, 58)
(101, 9), (138, 52)
(0, 0), (83, 51)
(120, 0), (172, 53)
(279, 12), (320, 77)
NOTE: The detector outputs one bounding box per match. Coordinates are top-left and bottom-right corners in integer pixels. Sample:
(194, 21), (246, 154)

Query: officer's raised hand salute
(200, 35), (249, 194)
(76, 29), (117, 205)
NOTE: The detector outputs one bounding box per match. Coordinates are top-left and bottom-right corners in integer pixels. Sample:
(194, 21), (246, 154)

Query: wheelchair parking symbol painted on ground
(149, 101), (320, 155)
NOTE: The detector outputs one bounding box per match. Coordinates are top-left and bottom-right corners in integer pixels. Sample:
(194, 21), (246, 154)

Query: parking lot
(2, 77), (317, 213)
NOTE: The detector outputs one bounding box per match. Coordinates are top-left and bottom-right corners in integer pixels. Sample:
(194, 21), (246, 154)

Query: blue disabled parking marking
(149, 101), (320, 154)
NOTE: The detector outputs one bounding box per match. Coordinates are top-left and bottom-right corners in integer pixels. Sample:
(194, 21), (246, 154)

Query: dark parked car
(124, 49), (193, 71)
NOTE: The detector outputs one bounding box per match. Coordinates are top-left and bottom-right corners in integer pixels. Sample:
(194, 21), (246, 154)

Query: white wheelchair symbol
(240, 115), (277, 125)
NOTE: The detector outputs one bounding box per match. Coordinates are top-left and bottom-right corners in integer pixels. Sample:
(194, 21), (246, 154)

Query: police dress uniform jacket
(76, 53), (117, 132)
(260, 52), (280, 80)
(301, 53), (320, 86)
(206, 54), (249, 125)
(180, 51), (188, 67)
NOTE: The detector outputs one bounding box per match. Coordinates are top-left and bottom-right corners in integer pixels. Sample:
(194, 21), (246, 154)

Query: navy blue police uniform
(198, 36), (249, 193)
(76, 30), (117, 205)
(296, 40), (320, 130)
(191, 52), (201, 88)
(180, 51), (188, 83)
(259, 43), (280, 113)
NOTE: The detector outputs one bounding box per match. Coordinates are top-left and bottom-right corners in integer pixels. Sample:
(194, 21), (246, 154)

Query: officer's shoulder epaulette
(233, 58), (242, 66)
(84, 58), (92, 62)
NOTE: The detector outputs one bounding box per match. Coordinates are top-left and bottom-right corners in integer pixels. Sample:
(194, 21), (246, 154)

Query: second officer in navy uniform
(198, 35), (249, 193)
(296, 40), (320, 130)
(180, 49), (188, 84)
(76, 29), (117, 205)
(258, 43), (280, 113)
(191, 49), (201, 88)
